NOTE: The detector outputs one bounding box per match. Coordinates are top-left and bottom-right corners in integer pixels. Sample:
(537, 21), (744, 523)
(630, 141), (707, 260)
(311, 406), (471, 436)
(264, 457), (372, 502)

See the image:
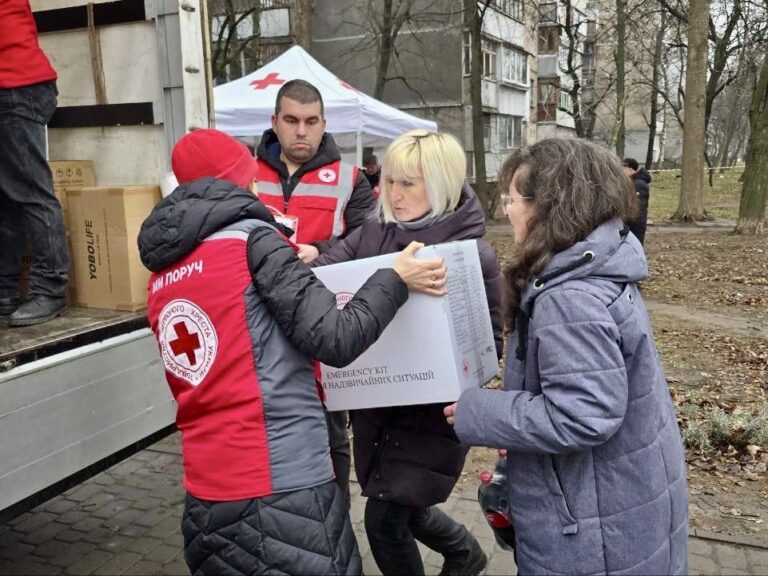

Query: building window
(559, 91), (574, 113)
(538, 26), (560, 54)
(211, 13), (254, 40)
(482, 114), (523, 150)
(502, 46), (527, 84)
(483, 40), (497, 78)
(463, 33), (498, 78)
(537, 80), (559, 122)
(538, 2), (558, 23)
(498, 115), (523, 149)
(493, 0), (524, 21)
(483, 114), (492, 149)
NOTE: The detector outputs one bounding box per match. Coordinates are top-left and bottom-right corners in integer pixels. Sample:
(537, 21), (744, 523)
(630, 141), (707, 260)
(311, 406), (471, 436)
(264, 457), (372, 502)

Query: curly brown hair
(501, 138), (637, 329)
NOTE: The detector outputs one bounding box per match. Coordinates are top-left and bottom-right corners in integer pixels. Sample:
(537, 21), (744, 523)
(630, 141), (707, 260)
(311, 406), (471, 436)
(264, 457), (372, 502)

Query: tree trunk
(615, 0), (626, 158)
(674, 0), (710, 222)
(563, 1), (584, 138)
(705, 0), (741, 130)
(468, 1), (490, 216)
(716, 118), (736, 174)
(735, 56), (768, 235)
(645, 11), (666, 169)
(292, 0), (316, 51)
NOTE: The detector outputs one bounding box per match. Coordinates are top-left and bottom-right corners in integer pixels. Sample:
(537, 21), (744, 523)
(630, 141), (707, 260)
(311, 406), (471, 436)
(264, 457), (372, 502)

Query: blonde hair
(378, 129), (466, 223)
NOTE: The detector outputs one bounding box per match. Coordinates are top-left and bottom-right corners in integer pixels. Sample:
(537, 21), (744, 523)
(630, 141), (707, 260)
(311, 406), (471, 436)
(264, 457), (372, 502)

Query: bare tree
(659, 0), (746, 163)
(674, 0), (709, 221)
(645, 10), (667, 168)
(208, 1), (315, 82)
(615, 0), (626, 157)
(735, 53), (768, 234)
(708, 64), (752, 171)
(327, 0), (454, 105)
(560, 0), (616, 139)
(323, 0), (455, 159)
(467, 0), (492, 216)
(208, 0), (262, 81)
(292, 0), (317, 50)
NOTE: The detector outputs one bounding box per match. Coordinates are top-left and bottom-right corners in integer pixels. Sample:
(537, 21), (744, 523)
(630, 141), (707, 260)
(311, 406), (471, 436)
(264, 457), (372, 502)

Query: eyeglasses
(500, 194), (531, 206)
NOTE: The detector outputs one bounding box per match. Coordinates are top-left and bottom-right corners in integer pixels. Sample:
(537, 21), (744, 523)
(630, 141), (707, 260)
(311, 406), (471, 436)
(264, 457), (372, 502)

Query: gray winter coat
(454, 219), (688, 575)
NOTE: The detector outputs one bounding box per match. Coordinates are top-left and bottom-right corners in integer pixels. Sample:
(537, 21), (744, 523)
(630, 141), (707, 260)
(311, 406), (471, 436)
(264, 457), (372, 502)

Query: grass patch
(682, 404), (768, 454)
(649, 167), (744, 221)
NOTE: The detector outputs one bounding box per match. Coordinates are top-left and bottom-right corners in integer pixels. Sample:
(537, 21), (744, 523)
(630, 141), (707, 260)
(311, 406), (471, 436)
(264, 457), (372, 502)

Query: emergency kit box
(312, 240), (499, 411)
(68, 186), (160, 311)
(49, 160), (96, 214)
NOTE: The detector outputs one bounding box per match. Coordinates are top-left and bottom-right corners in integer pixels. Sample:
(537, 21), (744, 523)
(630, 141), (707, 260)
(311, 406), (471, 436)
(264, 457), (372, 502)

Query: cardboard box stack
(312, 240), (499, 411)
(68, 186), (160, 311)
(49, 160), (96, 218)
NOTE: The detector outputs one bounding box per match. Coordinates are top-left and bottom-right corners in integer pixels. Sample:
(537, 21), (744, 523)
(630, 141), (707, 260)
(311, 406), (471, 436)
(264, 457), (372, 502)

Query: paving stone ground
(1, 433), (766, 575)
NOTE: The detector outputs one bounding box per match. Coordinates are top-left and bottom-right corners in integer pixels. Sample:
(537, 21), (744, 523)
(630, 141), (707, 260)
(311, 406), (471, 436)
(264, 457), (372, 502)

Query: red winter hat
(171, 129), (257, 188)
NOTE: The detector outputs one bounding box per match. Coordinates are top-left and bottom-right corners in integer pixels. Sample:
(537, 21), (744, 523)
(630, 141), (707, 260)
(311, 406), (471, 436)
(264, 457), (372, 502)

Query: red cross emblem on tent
(462, 359), (470, 376)
(159, 299), (218, 386)
(250, 72), (286, 90)
(169, 321), (201, 365)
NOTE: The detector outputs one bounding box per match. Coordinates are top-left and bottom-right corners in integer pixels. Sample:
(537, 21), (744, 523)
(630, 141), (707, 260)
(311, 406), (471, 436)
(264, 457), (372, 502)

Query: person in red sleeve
(138, 128), (446, 575)
(254, 79), (376, 504)
(0, 0), (69, 326)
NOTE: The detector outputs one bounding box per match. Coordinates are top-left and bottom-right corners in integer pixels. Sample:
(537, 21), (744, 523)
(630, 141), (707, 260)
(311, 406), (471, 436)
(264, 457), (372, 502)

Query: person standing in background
(0, 0), (69, 326)
(623, 157), (652, 246)
(363, 154), (381, 196)
(254, 79), (376, 505)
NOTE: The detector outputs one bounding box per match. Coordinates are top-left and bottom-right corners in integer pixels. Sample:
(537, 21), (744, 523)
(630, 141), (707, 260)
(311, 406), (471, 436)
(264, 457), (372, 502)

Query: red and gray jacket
(0, 0), (57, 89)
(255, 130), (375, 250)
(138, 177), (407, 501)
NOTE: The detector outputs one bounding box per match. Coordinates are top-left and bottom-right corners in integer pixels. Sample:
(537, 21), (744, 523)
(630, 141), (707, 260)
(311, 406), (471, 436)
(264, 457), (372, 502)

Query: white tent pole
(355, 130), (363, 167)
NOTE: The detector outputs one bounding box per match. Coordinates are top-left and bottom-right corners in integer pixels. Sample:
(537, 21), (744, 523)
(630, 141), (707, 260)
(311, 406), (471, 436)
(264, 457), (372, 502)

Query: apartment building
(311, 0), (536, 180)
(536, 0), (596, 139)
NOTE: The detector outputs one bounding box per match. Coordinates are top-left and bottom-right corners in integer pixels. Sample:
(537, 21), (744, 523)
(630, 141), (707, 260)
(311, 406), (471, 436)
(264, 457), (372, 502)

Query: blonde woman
(311, 130), (503, 576)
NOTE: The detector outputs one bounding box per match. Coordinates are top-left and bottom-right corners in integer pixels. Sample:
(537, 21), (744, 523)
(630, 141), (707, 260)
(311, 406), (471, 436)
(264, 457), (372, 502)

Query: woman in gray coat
(445, 139), (688, 575)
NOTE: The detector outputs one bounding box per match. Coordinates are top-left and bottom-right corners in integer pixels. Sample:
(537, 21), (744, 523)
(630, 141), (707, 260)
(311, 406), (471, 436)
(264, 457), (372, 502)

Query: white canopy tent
(214, 46), (437, 164)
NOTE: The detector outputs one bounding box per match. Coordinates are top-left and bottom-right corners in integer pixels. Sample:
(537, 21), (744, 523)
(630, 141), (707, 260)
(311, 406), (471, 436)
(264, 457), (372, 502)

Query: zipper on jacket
(552, 457), (577, 527)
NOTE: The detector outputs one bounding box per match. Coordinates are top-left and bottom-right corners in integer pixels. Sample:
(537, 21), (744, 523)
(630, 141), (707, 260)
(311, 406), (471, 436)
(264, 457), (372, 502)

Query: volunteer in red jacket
(138, 129), (447, 575)
(0, 0), (69, 326)
(255, 79), (375, 501)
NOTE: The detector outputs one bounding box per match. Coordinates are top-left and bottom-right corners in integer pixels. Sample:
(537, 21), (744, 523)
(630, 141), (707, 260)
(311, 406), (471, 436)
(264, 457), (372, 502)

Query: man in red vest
(0, 0), (69, 326)
(255, 79), (376, 501)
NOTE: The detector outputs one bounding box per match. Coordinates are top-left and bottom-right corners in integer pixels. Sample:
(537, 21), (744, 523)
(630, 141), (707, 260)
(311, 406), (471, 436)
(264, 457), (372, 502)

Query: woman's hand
(444, 402), (458, 426)
(392, 242), (447, 296)
(297, 244), (320, 263)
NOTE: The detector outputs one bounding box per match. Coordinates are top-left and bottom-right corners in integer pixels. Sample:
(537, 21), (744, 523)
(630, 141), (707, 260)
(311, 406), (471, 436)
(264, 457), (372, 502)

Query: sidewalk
(1, 433), (767, 575)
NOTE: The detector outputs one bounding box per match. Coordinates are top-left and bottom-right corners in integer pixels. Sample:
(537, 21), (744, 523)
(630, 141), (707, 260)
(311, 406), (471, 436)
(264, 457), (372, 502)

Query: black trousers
(0, 80), (68, 299)
(364, 499), (474, 576)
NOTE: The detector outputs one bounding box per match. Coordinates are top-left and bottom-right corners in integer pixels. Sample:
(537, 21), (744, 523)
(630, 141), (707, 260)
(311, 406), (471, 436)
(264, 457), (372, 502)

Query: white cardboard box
(312, 240), (498, 411)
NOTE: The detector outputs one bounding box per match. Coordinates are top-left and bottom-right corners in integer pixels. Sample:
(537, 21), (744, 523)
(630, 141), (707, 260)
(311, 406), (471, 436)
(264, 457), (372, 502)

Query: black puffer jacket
(138, 178), (409, 575)
(313, 184), (504, 507)
(183, 484), (359, 576)
(628, 170), (652, 245)
(632, 169), (651, 199)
